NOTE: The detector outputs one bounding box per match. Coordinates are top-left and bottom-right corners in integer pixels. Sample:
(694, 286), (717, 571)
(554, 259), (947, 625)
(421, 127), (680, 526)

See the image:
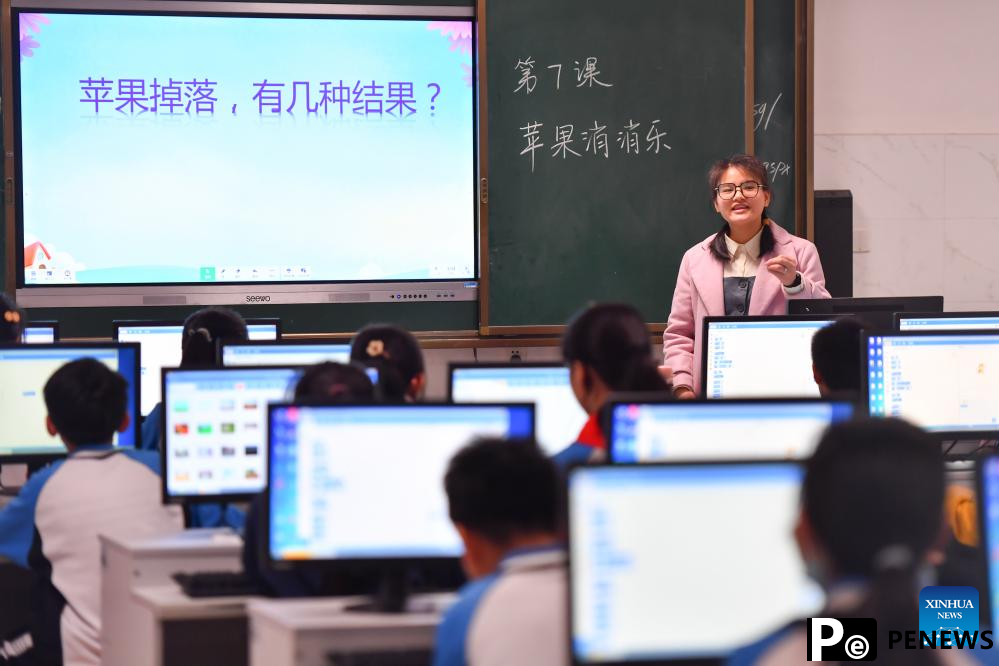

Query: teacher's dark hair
(707, 154), (774, 261)
(562, 303), (669, 394)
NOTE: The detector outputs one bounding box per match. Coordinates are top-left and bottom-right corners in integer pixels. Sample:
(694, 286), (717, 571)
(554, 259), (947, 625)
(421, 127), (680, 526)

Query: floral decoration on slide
(427, 21), (475, 88)
(19, 13), (50, 60)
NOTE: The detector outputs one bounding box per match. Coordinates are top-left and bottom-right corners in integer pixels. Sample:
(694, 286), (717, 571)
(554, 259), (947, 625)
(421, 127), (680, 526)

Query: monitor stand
(345, 569), (411, 614)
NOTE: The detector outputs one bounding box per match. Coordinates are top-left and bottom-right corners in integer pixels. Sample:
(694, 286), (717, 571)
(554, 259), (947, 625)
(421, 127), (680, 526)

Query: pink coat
(662, 223), (831, 396)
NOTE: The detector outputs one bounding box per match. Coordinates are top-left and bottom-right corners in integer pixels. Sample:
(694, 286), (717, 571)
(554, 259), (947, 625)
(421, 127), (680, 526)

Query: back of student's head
(180, 307), (248, 368)
(0, 293), (24, 343)
(44, 358), (128, 446)
(804, 418), (944, 651)
(562, 302), (669, 393)
(350, 324), (425, 401)
(811, 316), (868, 394)
(445, 438), (558, 546)
(293, 362), (375, 403)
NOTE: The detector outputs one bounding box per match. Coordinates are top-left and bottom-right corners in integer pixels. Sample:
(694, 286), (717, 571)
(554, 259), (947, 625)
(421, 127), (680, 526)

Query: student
(139, 306), (248, 529)
(433, 438), (566, 666)
(810, 316), (867, 397)
(728, 418), (970, 666)
(663, 154), (830, 398)
(139, 306), (249, 451)
(0, 359), (183, 666)
(242, 362), (375, 597)
(0, 293), (24, 343)
(552, 303), (671, 468)
(350, 324), (426, 401)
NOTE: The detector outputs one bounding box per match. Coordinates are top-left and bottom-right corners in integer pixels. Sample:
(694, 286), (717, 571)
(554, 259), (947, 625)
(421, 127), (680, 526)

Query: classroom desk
(132, 585), (255, 666)
(100, 528), (244, 666)
(248, 594), (454, 666)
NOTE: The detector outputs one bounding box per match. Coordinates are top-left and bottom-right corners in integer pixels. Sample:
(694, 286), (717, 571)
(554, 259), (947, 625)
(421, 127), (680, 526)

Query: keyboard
(172, 571), (261, 598)
(326, 650), (432, 666)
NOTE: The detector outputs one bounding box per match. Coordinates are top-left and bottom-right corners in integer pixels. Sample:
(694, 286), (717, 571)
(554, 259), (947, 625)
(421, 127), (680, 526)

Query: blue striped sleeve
(432, 574), (500, 666)
(0, 462), (63, 568)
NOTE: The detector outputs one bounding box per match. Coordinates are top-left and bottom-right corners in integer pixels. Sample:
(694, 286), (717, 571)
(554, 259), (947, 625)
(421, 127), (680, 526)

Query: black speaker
(813, 190), (853, 298)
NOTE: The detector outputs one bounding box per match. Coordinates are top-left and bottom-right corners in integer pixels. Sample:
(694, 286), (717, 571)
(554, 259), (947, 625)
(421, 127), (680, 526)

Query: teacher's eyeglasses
(715, 181), (765, 200)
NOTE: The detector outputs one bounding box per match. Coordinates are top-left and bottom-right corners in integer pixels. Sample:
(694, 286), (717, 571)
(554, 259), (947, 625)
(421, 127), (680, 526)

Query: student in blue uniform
(242, 362), (375, 596)
(350, 324), (426, 402)
(0, 359), (183, 666)
(552, 303), (671, 468)
(0, 293), (24, 342)
(433, 438), (566, 666)
(728, 418), (964, 666)
(140, 306), (249, 529)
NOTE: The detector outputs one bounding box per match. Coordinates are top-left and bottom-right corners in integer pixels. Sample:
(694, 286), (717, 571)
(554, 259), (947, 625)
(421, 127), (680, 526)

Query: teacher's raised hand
(765, 255), (799, 287)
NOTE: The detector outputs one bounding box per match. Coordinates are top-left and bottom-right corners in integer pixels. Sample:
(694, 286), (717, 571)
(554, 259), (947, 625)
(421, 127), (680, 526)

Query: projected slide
(17, 12), (475, 285)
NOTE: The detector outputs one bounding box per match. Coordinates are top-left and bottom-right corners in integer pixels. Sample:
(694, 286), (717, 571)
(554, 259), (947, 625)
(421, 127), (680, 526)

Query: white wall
(814, 0), (999, 309)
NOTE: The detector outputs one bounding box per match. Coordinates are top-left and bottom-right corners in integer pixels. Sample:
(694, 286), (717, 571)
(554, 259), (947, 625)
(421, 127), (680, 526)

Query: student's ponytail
(349, 324), (425, 402)
(562, 303), (670, 395)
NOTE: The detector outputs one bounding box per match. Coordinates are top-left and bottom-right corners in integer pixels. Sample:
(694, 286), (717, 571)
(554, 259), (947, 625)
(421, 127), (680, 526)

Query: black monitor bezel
(863, 329), (999, 439)
(21, 320), (59, 343)
(699, 314), (839, 399)
(787, 295), (944, 324)
(0, 341), (141, 463)
(159, 364), (305, 505)
(894, 311), (999, 332)
(605, 395), (858, 464)
(219, 336), (353, 367)
(565, 459), (807, 666)
(446, 361), (568, 401)
(263, 400), (537, 572)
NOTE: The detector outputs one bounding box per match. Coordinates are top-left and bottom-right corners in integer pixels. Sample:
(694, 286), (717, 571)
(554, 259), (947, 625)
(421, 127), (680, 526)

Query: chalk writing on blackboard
(754, 92), (783, 132)
(763, 160), (791, 180)
(520, 121), (544, 170)
(513, 57), (614, 94)
(520, 119), (670, 170)
(552, 125), (582, 158)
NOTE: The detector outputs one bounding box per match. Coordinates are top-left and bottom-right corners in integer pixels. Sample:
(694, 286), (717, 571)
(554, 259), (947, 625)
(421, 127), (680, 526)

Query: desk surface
(248, 594), (455, 632)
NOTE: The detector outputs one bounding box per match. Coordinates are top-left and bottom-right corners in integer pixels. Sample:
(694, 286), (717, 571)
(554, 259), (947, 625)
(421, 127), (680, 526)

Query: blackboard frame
(477, 0), (813, 336)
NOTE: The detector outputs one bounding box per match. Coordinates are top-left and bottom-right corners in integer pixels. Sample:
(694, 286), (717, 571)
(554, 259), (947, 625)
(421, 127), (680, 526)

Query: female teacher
(663, 154), (831, 398)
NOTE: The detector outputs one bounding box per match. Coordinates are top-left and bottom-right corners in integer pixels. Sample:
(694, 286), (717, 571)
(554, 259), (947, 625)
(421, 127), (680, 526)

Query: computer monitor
(976, 454), (999, 630)
(608, 398), (855, 463)
(568, 462), (823, 663)
(114, 318), (281, 416)
(0, 342), (140, 461)
(448, 363), (586, 455)
(221, 339), (352, 367)
(161, 366), (303, 503)
(866, 331), (999, 437)
(266, 402), (535, 610)
(701, 316), (836, 398)
(21, 321), (58, 344)
(897, 311), (999, 332)
(788, 295), (943, 331)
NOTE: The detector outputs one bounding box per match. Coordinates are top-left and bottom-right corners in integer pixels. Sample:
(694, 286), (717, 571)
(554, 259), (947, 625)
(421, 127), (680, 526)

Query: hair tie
(3, 311), (20, 324)
(189, 327), (213, 343)
(874, 545), (913, 572)
(366, 339), (389, 359)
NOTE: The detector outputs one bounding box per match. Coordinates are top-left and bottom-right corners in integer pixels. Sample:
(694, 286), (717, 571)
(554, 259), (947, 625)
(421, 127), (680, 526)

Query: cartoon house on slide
(24, 241), (51, 270)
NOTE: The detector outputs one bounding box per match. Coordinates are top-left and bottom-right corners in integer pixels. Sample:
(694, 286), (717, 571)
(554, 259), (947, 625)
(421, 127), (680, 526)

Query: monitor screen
(449, 364), (586, 455)
(115, 320), (279, 416)
(702, 317), (835, 399)
(221, 341), (351, 368)
(609, 399), (854, 463)
(21, 322), (57, 344)
(15, 7), (475, 289)
(978, 455), (999, 630)
(898, 313), (999, 332)
(568, 463), (823, 662)
(867, 332), (999, 434)
(0, 343), (140, 458)
(267, 403), (534, 563)
(162, 366), (303, 502)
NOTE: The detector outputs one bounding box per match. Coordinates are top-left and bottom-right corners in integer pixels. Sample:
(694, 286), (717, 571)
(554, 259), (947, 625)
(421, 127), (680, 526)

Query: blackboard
(480, 0), (806, 332)
(753, 0), (802, 235)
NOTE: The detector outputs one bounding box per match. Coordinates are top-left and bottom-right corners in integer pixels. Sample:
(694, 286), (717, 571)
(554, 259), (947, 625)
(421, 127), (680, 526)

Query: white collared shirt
(723, 225), (804, 295)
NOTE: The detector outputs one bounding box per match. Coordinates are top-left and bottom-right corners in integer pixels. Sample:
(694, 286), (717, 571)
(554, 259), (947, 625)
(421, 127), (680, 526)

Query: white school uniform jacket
(0, 446), (184, 666)
(433, 546), (568, 666)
